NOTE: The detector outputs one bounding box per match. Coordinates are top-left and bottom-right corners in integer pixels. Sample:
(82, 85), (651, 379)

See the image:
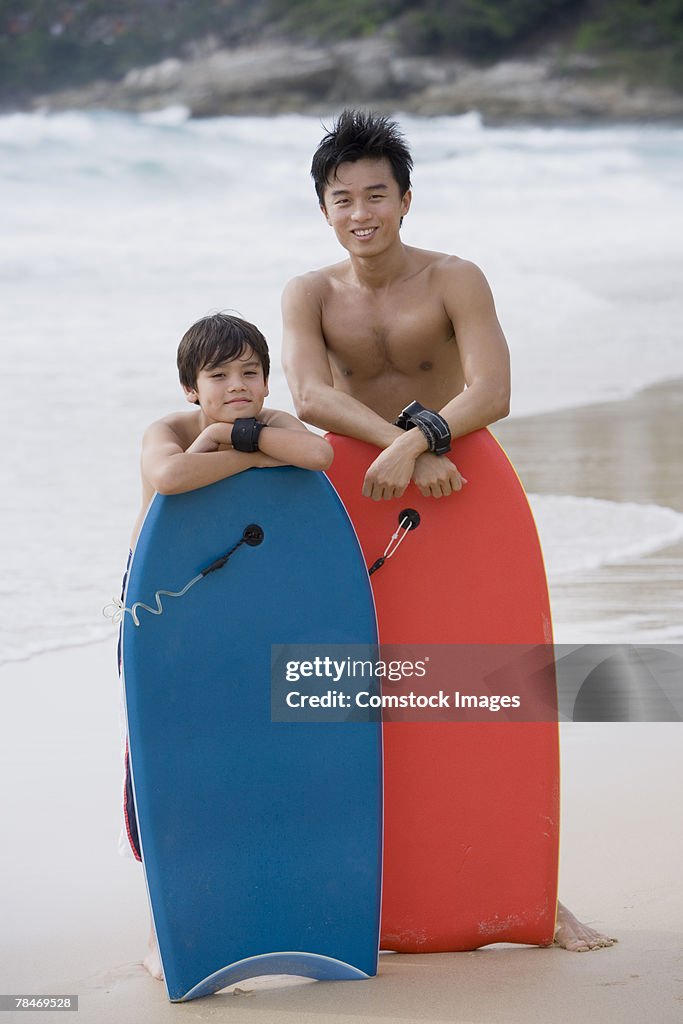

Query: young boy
(121, 311), (332, 978)
(130, 311), (332, 548)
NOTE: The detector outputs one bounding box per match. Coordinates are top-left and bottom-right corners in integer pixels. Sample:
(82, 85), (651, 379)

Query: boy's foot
(553, 901), (617, 951)
(143, 925), (164, 980)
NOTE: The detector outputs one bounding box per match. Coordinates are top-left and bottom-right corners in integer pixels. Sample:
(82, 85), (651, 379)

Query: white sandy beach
(2, 380), (682, 1023)
(1, 641), (682, 1022)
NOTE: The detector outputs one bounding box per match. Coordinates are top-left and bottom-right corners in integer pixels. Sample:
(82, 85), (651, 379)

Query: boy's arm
(253, 408), (333, 471)
(142, 420), (278, 495)
(142, 414), (332, 496)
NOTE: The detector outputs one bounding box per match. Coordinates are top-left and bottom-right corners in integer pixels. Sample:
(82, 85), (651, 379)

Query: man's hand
(412, 452), (466, 498)
(362, 429), (467, 501)
(362, 442), (418, 501)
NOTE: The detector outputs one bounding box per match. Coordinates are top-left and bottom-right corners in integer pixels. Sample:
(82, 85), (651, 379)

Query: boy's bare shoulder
(259, 406), (309, 431)
(143, 409), (203, 449)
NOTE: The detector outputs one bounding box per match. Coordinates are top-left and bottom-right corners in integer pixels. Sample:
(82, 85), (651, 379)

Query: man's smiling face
(321, 157), (411, 257)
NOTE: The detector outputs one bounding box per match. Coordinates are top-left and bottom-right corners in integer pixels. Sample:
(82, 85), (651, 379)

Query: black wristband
(393, 400), (451, 456)
(394, 400), (422, 431)
(231, 417), (265, 453)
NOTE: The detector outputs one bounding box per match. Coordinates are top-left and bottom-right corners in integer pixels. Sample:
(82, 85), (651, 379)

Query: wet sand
(493, 379), (683, 642)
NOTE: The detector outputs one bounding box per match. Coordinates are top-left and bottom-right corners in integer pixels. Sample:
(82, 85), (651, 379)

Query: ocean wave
(140, 105), (190, 126)
(2, 114), (683, 662)
(529, 495), (683, 580)
(0, 109), (98, 146)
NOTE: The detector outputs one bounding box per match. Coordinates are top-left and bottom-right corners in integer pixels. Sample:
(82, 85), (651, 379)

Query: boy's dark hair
(311, 109), (413, 206)
(177, 313), (270, 398)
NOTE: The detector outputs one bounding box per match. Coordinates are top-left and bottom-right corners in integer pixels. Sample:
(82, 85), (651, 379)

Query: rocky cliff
(28, 35), (683, 121)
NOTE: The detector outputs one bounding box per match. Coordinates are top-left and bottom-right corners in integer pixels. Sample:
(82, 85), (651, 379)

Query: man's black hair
(311, 109), (413, 205)
(177, 313), (270, 401)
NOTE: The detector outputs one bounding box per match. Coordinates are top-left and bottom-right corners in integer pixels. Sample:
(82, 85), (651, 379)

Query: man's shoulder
(412, 249), (491, 296)
(409, 246), (479, 276)
(284, 260), (350, 297)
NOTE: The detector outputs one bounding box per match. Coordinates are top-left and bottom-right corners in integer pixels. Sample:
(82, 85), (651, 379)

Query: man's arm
(283, 274), (440, 499)
(282, 275), (402, 449)
(282, 262), (509, 502)
(438, 259), (511, 435)
(363, 260), (509, 500)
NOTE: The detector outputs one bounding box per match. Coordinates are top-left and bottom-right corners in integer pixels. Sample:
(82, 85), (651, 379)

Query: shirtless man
(282, 108), (615, 952)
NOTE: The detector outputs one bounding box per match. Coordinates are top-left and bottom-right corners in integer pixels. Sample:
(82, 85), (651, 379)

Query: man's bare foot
(143, 922), (163, 980)
(554, 901), (617, 951)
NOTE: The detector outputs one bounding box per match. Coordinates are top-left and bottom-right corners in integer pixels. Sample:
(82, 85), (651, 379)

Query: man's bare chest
(321, 290), (454, 377)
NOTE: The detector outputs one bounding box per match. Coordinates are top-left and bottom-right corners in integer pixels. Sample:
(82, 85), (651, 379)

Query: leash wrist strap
(394, 400), (451, 456)
(231, 418), (265, 453)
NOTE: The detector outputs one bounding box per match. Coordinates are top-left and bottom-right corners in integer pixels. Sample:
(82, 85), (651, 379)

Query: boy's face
(183, 348), (268, 423)
(321, 157), (411, 257)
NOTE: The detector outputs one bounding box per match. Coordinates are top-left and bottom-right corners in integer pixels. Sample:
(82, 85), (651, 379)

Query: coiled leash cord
(103, 524), (264, 627)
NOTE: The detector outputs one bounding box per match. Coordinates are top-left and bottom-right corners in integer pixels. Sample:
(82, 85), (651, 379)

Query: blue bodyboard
(122, 467), (381, 1001)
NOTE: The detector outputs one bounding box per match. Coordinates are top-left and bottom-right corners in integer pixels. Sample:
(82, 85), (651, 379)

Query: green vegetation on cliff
(0, 1), (264, 98)
(271, 0), (577, 56)
(573, 0), (683, 87)
(1, 0), (682, 102)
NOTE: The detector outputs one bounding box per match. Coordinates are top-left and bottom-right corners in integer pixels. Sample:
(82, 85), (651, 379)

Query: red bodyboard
(326, 430), (559, 952)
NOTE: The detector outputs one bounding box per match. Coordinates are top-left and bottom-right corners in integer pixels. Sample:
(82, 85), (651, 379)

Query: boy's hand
(187, 422), (288, 469)
(141, 407), (331, 496)
(187, 422), (235, 454)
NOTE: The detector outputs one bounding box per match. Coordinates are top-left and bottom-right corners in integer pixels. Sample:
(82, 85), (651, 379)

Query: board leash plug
(368, 508), (421, 576)
(243, 524), (265, 547)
